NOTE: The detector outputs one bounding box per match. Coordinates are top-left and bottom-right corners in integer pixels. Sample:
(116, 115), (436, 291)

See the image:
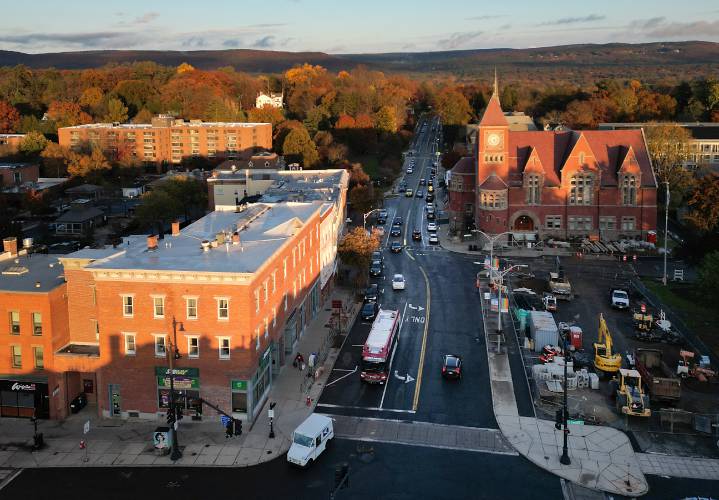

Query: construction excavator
(594, 313), (622, 376)
(612, 368), (651, 417)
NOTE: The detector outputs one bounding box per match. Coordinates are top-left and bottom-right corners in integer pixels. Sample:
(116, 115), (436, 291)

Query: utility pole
(166, 316), (184, 461)
(662, 181), (670, 286)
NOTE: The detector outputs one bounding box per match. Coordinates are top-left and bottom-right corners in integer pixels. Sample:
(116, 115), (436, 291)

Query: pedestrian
(294, 352), (304, 370)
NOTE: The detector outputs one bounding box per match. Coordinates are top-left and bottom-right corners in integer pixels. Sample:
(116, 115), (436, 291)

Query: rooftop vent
(201, 240), (211, 252)
(2, 266), (29, 276)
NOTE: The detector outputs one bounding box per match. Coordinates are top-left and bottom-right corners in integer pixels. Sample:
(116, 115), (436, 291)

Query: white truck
(287, 413), (334, 468)
(609, 288), (630, 309)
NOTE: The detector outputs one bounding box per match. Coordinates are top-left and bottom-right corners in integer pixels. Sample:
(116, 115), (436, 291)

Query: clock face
(487, 133), (500, 147)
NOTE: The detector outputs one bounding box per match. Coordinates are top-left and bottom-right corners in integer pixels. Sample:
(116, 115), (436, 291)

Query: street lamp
(560, 330), (575, 465)
(167, 317), (184, 461)
(474, 230), (514, 285)
(363, 209), (382, 232)
(495, 264), (528, 333)
(662, 181), (670, 286)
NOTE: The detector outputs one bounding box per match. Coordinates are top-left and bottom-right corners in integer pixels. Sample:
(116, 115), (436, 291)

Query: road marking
(412, 264), (431, 411)
(334, 436), (518, 456)
(394, 370), (416, 383)
(351, 344), (364, 347)
(317, 403), (416, 414)
(332, 368), (356, 372)
(325, 366), (358, 387)
(379, 300), (408, 410)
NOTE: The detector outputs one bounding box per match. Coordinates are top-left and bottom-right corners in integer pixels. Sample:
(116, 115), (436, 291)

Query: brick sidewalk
(0, 288), (360, 468)
(636, 452), (719, 480)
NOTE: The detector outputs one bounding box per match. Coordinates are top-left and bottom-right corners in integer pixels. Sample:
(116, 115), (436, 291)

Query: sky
(1, 0), (718, 54)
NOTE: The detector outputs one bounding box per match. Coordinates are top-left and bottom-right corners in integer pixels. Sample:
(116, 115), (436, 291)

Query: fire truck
(360, 309), (400, 384)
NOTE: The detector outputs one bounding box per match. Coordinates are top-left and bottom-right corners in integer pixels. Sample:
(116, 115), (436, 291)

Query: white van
(287, 413), (334, 467)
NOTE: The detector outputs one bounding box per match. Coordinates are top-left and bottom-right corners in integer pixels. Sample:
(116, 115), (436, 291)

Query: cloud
(631, 17), (719, 37)
(437, 30), (483, 50)
(466, 15), (503, 21)
(0, 31), (137, 48)
(181, 36), (206, 48)
(539, 14), (605, 26)
(248, 23), (288, 28)
(223, 39), (242, 48)
(630, 17), (667, 30)
(252, 35), (276, 48)
(134, 12), (160, 24)
(499, 24), (512, 30)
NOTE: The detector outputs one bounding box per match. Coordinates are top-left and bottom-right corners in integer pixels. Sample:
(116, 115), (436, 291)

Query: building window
(263, 280), (269, 303)
(187, 336), (199, 358)
(272, 307), (277, 327)
(600, 216), (616, 231)
(621, 217), (636, 231)
(90, 285), (96, 305)
(272, 271), (277, 293)
(91, 319), (100, 338)
(526, 174), (541, 205)
(569, 174), (593, 205)
(284, 293), (288, 311)
(479, 190), (507, 210)
(283, 257), (288, 279)
(9, 311), (20, 334)
(186, 297), (198, 319)
(254, 289), (260, 312)
(568, 217), (592, 231)
(154, 335), (166, 357)
(622, 175), (637, 206)
(546, 216), (562, 229)
(32, 312), (42, 335)
(33, 346), (44, 369)
(264, 318), (269, 339)
(124, 333), (136, 355)
(122, 295), (134, 317)
(217, 298), (229, 320)
(11, 345), (21, 368)
(219, 337), (231, 359)
(153, 296), (165, 318)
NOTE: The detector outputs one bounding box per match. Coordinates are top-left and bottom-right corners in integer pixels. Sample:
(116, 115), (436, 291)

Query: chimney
(147, 234), (158, 251)
(171, 221), (181, 237)
(3, 237), (18, 256)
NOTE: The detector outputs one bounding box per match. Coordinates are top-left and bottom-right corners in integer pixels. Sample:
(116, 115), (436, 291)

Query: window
(124, 333), (136, 355)
(622, 175), (637, 206)
(11, 345), (21, 368)
(272, 271), (277, 293)
(186, 297), (198, 319)
(32, 312), (42, 335)
(219, 337), (231, 359)
(272, 307), (277, 327)
(569, 174), (593, 205)
(91, 319), (99, 337)
(283, 258), (288, 279)
(546, 216), (562, 229)
(568, 217), (592, 231)
(254, 289), (260, 312)
(33, 346), (44, 369)
(600, 216), (616, 231)
(217, 298), (229, 320)
(90, 285), (96, 305)
(122, 295), (134, 317)
(187, 336), (199, 358)
(153, 296), (165, 318)
(284, 293), (288, 312)
(264, 317), (269, 339)
(9, 311), (19, 334)
(621, 217), (636, 231)
(526, 174), (541, 205)
(479, 190), (506, 210)
(263, 280), (269, 302)
(154, 335), (167, 357)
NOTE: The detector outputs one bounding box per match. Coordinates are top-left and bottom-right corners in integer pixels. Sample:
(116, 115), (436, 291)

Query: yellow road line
(412, 263), (431, 411)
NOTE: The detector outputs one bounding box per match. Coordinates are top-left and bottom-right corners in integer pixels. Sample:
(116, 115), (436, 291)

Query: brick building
(58, 115), (272, 166)
(0, 134), (25, 156)
(449, 82), (657, 241)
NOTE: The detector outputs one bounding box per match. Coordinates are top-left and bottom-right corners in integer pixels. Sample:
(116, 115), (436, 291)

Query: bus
(360, 309), (400, 384)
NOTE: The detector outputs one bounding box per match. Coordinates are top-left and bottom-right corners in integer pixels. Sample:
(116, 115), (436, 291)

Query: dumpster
(528, 311), (559, 352)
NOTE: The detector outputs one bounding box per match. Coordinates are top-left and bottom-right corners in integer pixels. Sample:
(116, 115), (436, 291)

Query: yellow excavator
(594, 314), (622, 376)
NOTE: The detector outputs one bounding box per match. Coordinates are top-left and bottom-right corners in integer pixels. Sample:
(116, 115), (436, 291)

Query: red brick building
(449, 85), (657, 241)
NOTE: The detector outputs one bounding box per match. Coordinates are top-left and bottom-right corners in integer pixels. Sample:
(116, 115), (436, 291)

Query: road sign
(220, 415), (231, 427)
(83, 420), (90, 434)
(567, 419), (584, 425)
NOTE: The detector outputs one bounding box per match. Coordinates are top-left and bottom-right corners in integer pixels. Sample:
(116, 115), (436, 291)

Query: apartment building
(58, 115), (272, 166)
(0, 134), (25, 156)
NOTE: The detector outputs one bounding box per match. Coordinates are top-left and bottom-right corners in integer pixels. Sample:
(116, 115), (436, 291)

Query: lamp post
(662, 181), (670, 286)
(474, 230), (514, 286)
(363, 208), (382, 232)
(167, 317), (184, 461)
(495, 264), (528, 333)
(560, 331), (574, 465)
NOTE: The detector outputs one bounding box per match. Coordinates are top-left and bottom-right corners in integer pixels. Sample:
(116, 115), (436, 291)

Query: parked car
(441, 354), (462, 380)
(412, 229), (422, 241)
(364, 284), (379, 302)
(406, 168), (414, 174)
(390, 241), (402, 253)
(70, 393), (88, 413)
(427, 222), (437, 232)
(390, 225), (402, 237)
(428, 178), (434, 186)
(426, 193), (434, 203)
(416, 189), (424, 198)
(427, 212), (436, 221)
(370, 260), (383, 277)
(392, 274), (406, 291)
(419, 178), (426, 186)
(394, 216), (403, 226)
(361, 301), (380, 320)
(429, 234), (439, 245)
(371, 251), (383, 263)
(405, 189), (414, 197)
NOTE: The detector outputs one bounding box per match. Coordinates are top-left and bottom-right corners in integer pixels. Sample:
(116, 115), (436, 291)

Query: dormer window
(525, 174), (541, 205)
(569, 173), (593, 205)
(622, 175), (637, 206)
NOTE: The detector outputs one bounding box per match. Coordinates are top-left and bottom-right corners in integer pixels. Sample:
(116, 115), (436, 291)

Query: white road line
(379, 301), (408, 410)
(334, 436), (519, 456)
(325, 366), (358, 387)
(351, 344), (364, 347)
(332, 368), (356, 372)
(317, 403), (416, 414)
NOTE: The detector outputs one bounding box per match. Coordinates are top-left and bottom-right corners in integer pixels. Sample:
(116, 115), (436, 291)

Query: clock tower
(477, 72), (509, 183)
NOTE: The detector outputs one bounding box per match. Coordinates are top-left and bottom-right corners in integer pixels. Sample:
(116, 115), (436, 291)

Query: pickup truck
(634, 348), (681, 403)
(609, 288), (630, 309)
(548, 271), (572, 299)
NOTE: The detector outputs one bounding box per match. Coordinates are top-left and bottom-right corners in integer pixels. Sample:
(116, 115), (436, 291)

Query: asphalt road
(0, 440), (564, 500)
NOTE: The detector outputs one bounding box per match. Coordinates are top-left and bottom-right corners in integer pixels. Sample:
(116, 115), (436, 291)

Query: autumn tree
(19, 131), (48, 156)
(335, 113), (356, 129)
(79, 87), (105, 116)
(0, 100), (20, 133)
(40, 142), (73, 177)
(433, 88), (471, 125)
(247, 106), (285, 127)
(46, 101), (92, 128)
(176, 63), (196, 74)
(104, 98), (129, 123)
(685, 173), (719, 232)
(338, 226), (381, 286)
(374, 105), (398, 133)
(132, 108), (154, 124)
(67, 147), (110, 178)
(282, 125), (319, 167)
(643, 124), (694, 199)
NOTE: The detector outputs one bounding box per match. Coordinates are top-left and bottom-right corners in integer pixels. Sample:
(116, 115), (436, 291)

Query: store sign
(154, 367), (200, 378)
(231, 380), (247, 391)
(156, 376), (199, 390)
(11, 382), (36, 391)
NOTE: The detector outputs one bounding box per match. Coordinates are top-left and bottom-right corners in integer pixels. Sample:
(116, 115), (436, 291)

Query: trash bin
(153, 426), (172, 455)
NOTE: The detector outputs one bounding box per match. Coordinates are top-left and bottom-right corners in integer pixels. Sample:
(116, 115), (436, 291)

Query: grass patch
(644, 280), (719, 356)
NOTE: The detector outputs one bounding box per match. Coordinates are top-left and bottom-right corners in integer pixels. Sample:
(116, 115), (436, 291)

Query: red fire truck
(360, 309), (400, 384)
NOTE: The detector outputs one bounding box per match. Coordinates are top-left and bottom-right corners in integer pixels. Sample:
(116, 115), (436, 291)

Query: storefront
(230, 379), (248, 418)
(251, 345), (272, 421)
(0, 378), (49, 419)
(155, 367), (202, 416)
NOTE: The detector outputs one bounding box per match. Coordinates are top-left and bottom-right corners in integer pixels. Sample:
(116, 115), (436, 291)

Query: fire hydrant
(306, 396), (311, 407)
(79, 439), (86, 450)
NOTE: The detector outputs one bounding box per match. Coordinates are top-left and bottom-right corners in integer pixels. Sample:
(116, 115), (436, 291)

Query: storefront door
(0, 380), (49, 419)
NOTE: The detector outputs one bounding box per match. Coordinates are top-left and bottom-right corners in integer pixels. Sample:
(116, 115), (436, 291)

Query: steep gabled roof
(479, 96), (509, 127)
(451, 156), (475, 175)
(479, 173), (508, 190)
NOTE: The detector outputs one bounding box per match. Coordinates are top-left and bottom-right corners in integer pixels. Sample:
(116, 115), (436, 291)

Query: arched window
(526, 174), (541, 205)
(569, 173), (593, 205)
(622, 175), (637, 206)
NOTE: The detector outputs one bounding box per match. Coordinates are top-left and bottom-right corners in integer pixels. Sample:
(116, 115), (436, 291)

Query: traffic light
(166, 407), (176, 426)
(555, 409), (563, 430)
(233, 418), (242, 436)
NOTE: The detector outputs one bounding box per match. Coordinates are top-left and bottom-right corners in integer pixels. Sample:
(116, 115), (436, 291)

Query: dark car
(364, 283), (379, 302)
(412, 229), (422, 241)
(428, 178), (433, 186)
(369, 260), (383, 277)
(427, 211), (436, 220)
(394, 216), (403, 226)
(390, 241), (402, 253)
(398, 183), (407, 193)
(377, 216), (387, 225)
(361, 301), (380, 321)
(442, 354), (462, 380)
(70, 392), (88, 413)
(426, 193), (434, 202)
(419, 178), (426, 186)
(390, 225), (401, 237)
(415, 189), (424, 198)
(371, 251), (383, 263)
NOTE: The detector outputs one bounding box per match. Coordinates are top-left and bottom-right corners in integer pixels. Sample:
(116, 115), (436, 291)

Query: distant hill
(1, 41), (718, 83)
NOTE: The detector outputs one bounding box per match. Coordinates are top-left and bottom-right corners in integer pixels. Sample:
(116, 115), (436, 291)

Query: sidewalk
(0, 288), (360, 469)
(477, 275), (649, 497)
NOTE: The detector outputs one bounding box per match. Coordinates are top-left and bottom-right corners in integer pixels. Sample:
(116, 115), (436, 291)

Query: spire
(493, 67), (498, 97)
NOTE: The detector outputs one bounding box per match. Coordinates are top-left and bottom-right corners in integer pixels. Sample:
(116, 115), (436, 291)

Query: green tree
(698, 251), (719, 303)
(685, 173), (719, 233)
(104, 98), (129, 123)
(374, 105), (398, 133)
(136, 189), (182, 229)
(156, 177), (208, 223)
(282, 125), (319, 167)
(433, 88), (471, 125)
(19, 131), (48, 156)
(643, 124), (694, 200)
